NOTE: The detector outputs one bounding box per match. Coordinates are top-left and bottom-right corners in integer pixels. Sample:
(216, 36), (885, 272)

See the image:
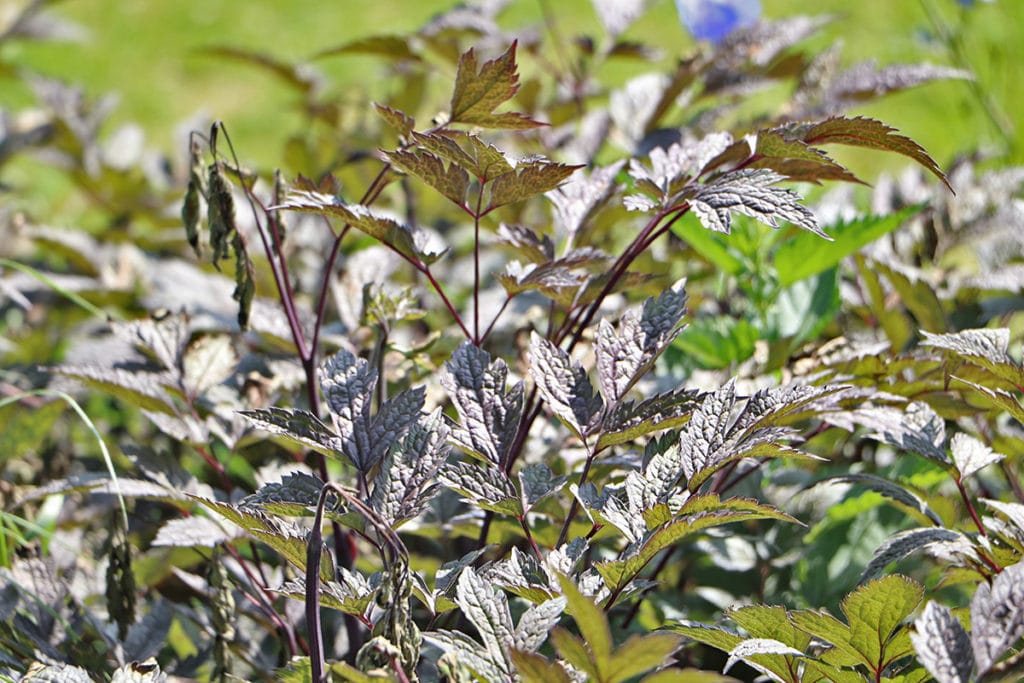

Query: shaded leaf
(911, 601), (973, 683)
(598, 388), (701, 449)
(442, 341), (523, 466)
(971, 561), (1024, 676)
(595, 283), (688, 405)
(440, 461), (521, 516)
(529, 332), (603, 438)
(239, 407), (344, 461)
(518, 463), (567, 512)
(862, 528), (978, 581)
(817, 473), (943, 526)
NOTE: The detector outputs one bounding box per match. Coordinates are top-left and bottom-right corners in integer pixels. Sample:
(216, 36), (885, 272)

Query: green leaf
(670, 211), (745, 276)
(557, 574), (612, 674)
(752, 130), (864, 185)
(774, 205), (922, 286)
(550, 628), (600, 681)
(673, 317), (758, 369)
(449, 41), (543, 129)
(510, 649), (575, 683)
(729, 605), (811, 650)
(772, 267), (840, 346)
(793, 116), (951, 191)
(788, 610), (863, 667)
(412, 130), (513, 182)
(606, 633), (682, 683)
(872, 259), (945, 333)
(313, 35), (422, 62)
(841, 575), (923, 668)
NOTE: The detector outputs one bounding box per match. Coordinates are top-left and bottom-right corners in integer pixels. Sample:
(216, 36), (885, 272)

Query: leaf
(607, 633), (683, 683)
(370, 409), (451, 528)
(597, 388), (701, 449)
(385, 147), (471, 207)
(825, 61), (971, 105)
(672, 317), (758, 369)
(51, 365), (174, 414)
(971, 561), (1024, 676)
(411, 130), (513, 182)
(488, 159), (582, 211)
(528, 332), (603, 438)
(791, 116), (951, 192)
(557, 574), (612, 675)
(751, 130), (864, 185)
(190, 496), (335, 582)
(21, 663), (93, 682)
(678, 380), (737, 488)
(923, 328), (1024, 387)
(314, 35), (422, 62)
(774, 205), (923, 286)
(518, 463), (567, 512)
(841, 574), (923, 668)
(456, 568), (515, 675)
(862, 528), (978, 581)
(241, 471), (325, 516)
(239, 407), (344, 461)
(449, 41), (544, 129)
(910, 601), (973, 683)
(440, 461), (522, 516)
(591, 0), (646, 38)
(509, 649), (576, 683)
(181, 334), (237, 396)
(111, 314), (189, 372)
(320, 348), (424, 471)
(688, 170), (824, 237)
(853, 402), (950, 465)
(949, 432), (1004, 482)
(547, 161), (624, 236)
(818, 473), (944, 526)
(724, 639), (805, 677)
(152, 516), (243, 547)
(275, 570), (378, 615)
(374, 103), (416, 136)
(513, 596), (567, 652)
(276, 191), (445, 265)
(442, 342), (524, 466)
(595, 282), (688, 405)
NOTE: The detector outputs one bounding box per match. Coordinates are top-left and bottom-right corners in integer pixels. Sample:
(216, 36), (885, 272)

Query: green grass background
(2, 0), (1021, 204)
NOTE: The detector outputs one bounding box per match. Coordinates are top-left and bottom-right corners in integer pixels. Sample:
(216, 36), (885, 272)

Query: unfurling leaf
(442, 342), (524, 466)
(911, 601), (973, 683)
(449, 41), (543, 129)
(528, 332), (603, 439)
(688, 169), (824, 237)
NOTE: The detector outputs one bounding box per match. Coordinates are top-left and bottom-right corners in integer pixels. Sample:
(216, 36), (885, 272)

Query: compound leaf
(971, 561), (1024, 676)
(529, 332), (603, 439)
(688, 170), (823, 237)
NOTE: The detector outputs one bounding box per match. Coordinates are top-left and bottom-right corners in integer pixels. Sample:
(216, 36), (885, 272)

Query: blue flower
(675, 0), (762, 44)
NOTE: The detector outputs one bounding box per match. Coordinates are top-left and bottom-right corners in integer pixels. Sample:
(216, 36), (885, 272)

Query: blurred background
(2, 0), (1020, 220)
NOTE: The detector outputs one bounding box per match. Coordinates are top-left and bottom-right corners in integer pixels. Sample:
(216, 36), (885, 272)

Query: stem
(556, 446), (597, 548)
(473, 186), (485, 344)
(418, 263), (473, 339)
(956, 477), (987, 537)
(518, 515), (543, 559)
